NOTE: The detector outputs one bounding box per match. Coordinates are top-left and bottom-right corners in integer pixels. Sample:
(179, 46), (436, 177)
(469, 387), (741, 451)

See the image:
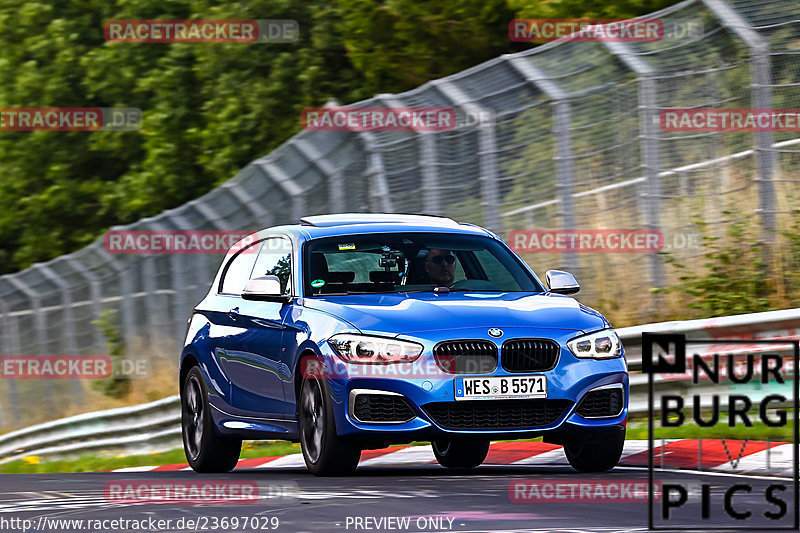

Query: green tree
(0, 0), (687, 275)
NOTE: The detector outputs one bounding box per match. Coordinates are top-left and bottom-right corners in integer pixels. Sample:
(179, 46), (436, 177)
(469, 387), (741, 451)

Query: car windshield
(304, 232), (542, 296)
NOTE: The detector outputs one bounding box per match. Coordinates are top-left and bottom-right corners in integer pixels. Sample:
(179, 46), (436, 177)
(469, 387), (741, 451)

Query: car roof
(299, 213), (460, 228)
(257, 214), (494, 241)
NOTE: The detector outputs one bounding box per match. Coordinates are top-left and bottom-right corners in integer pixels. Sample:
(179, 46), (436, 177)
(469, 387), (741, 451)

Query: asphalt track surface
(0, 463), (795, 533)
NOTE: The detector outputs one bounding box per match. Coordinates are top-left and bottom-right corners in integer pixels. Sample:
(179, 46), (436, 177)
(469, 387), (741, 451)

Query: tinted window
(220, 241), (261, 294)
(251, 238), (292, 294)
(304, 233), (541, 295)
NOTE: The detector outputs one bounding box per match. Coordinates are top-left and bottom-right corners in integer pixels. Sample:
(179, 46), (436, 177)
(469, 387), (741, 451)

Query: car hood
(301, 292), (608, 335)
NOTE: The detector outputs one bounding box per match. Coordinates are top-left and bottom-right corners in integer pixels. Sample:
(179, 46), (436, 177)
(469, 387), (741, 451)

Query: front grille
(502, 339), (560, 372)
(352, 394), (415, 423)
(433, 340), (498, 374)
(576, 387), (624, 418)
(423, 399), (572, 430)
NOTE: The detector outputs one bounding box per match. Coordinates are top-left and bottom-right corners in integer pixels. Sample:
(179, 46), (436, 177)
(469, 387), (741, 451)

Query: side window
(250, 238), (292, 294)
(220, 241), (261, 295)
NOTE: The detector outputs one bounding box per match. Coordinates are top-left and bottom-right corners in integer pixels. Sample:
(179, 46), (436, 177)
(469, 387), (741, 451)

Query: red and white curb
(112, 439), (793, 476)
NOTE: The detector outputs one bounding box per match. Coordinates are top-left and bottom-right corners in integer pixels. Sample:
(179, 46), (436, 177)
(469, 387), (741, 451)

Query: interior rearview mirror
(545, 270), (580, 295)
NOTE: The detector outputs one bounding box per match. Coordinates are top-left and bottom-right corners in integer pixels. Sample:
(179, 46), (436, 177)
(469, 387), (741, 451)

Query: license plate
(454, 375), (547, 401)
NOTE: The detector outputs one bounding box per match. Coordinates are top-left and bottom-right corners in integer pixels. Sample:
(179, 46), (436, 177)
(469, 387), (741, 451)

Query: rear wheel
(299, 359), (360, 476)
(564, 429), (625, 472)
(432, 438), (490, 469)
(182, 366), (241, 473)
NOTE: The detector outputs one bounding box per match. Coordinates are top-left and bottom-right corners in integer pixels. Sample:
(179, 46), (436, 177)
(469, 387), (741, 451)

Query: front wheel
(299, 360), (361, 476)
(564, 429), (625, 472)
(432, 438), (490, 469)
(182, 366), (241, 473)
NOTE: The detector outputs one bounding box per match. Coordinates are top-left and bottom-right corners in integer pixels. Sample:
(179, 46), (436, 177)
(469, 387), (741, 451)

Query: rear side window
(219, 241), (261, 295)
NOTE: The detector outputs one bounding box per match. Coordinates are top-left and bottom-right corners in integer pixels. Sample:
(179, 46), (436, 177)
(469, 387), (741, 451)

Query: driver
(424, 249), (457, 287)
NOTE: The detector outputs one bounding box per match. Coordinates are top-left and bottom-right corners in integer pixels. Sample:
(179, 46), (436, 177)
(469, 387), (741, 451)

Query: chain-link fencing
(0, 0), (798, 432)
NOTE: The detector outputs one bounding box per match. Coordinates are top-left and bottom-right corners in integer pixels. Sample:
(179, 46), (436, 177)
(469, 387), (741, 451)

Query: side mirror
(545, 270), (580, 295)
(242, 275), (290, 302)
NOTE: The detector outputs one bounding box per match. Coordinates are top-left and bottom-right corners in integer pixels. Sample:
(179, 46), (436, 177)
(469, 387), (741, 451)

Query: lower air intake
(352, 394), (415, 423)
(423, 399), (572, 430)
(575, 387), (624, 418)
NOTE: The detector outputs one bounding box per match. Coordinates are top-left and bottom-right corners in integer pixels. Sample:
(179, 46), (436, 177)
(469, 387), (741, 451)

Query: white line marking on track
(359, 445), (437, 466)
(512, 448), (567, 465)
(254, 453), (307, 468)
(711, 443), (794, 476)
(111, 465), (159, 472)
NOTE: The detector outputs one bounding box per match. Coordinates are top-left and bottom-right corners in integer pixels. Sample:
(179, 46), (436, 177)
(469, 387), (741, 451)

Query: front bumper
(319, 327), (629, 443)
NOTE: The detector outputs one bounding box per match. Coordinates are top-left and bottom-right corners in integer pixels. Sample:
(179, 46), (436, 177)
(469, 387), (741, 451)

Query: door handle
(228, 307), (240, 321)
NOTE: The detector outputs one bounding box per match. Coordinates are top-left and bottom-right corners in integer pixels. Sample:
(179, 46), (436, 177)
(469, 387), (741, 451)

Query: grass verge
(626, 419), (792, 441)
(0, 441), (302, 474)
(3, 423), (790, 474)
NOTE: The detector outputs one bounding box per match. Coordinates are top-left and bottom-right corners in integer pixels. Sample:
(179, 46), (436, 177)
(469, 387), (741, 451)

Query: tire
(182, 366), (241, 473)
(564, 429), (626, 472)
(432, 438), (490, 469)
(298, 358), (361, 476)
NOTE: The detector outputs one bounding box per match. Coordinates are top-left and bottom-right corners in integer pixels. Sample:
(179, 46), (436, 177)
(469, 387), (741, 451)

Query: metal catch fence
(0, 0), (799, 432)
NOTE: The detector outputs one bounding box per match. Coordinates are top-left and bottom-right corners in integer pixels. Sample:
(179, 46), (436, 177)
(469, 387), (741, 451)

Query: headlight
(567, 329), (622, 359)
(328, 334), (423, 363)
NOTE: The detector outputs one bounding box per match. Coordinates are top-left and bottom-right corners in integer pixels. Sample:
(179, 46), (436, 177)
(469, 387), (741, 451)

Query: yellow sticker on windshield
(338, 243), (356, 250)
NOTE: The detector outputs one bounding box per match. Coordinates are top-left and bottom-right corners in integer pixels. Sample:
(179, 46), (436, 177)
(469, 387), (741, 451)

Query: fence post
(36, 264), (83, 401)
(258, 160), (307, 223)
(6, 275), (48, 356)
(6, 274), (54, 413)
(703, 0), (777, 249)
(102, 247), (138, 353)
(356, 131), (393, 213)
(291, 138), (346, 213)
(507, 55), (578, 272)
(224, 175), (274, 228)
(65, 256), (105, 354)
(321, 98), (393, 214)
(433, 79), (502, 234)
(604, 41), (665, 291)
(378, 94), (442, 215)
(419, 133), (440, 215)
(0, 297), (19, 426)
(163, 210), (220, 355)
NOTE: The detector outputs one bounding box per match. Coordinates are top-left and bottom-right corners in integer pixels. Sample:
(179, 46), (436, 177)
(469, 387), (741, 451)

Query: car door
(200, 238), (262, 412)
(225, 236), (294, 419)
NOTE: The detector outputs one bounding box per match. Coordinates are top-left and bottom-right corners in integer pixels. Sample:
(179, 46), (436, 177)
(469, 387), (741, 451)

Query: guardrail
(1, 308), (799, 464)
(0, 395), (181, 464)
(618, 308), (800, 415)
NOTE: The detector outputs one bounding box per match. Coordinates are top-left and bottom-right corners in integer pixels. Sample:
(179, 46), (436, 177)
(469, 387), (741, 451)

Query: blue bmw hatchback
(180, 214), (628, 475)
